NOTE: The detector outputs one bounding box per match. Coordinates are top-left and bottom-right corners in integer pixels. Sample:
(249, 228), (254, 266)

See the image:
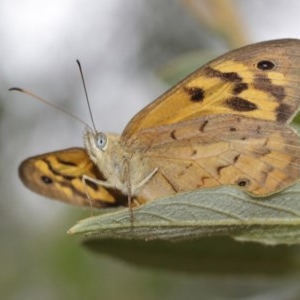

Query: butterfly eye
(41, 175), (53, 184)
(95, 132), (108, 150)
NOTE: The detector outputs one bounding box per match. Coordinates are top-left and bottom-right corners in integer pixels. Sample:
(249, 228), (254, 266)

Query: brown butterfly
(18, 39), (300, 208)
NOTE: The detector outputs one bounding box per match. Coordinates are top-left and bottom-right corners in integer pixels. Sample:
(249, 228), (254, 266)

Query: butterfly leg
(82, 174), (116, 188)
(135, 167), (159, 190)
(123, 159), (134, 222)
(122, 161), (158, 221)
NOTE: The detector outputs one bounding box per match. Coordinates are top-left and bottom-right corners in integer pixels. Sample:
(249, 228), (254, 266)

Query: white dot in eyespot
(95, 132), (107, 150)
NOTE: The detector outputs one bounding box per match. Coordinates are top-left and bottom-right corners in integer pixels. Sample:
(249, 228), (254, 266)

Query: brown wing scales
(133, 115), (300, 199)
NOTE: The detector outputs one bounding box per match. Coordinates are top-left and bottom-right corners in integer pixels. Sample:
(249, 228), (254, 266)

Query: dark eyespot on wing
(256, 60), (276, 71)
(236, 178), (250, 187)
(225, 97), (258, 111)
(41, 175), (53, 184)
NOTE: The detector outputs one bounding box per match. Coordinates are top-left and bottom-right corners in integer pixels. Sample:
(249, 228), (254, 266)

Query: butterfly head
(84, 127), (122, 169)
(85, 128), (107, 158)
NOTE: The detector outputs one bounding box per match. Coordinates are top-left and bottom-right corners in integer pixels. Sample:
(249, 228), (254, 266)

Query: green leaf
(81, 237), (300, 275)
(68, 183), (300, 245)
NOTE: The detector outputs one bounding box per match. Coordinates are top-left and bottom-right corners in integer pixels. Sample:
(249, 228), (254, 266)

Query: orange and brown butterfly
(17, 39), (300, 208)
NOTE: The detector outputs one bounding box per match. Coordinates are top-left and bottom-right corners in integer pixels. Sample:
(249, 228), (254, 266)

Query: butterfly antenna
(76, 60), (97, 133)
(9, 87), (93, 131)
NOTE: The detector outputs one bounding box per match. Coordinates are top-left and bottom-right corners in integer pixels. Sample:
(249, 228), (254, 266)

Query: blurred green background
(2, 0), (300, 299)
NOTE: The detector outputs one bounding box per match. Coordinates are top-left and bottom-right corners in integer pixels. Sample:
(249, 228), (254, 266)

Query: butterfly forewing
(19, 148), (129, 208)
(122, 39), (300, 139)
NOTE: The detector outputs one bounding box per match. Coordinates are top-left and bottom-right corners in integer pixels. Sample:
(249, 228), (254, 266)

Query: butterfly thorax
(84, 129), (148, 195)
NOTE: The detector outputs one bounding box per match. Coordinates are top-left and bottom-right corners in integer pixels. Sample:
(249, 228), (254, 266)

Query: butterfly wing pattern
(19, 148), (128, 208)
(120, 39), (300, 200)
